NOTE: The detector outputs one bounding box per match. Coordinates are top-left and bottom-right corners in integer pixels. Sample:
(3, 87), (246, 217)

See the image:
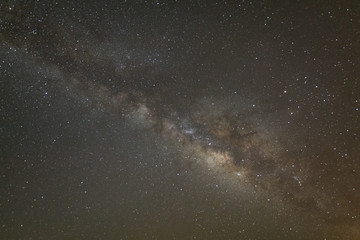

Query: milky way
(1, 1), (360, 239)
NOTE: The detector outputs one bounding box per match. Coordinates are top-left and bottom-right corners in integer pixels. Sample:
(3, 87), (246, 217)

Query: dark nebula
(1, 1), (360, 239)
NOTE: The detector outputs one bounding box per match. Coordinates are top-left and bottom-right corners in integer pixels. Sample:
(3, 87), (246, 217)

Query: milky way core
(1, 1), (360, 239)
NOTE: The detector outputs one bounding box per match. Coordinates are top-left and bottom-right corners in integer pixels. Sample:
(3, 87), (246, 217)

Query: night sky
(1, 0), (360, 239)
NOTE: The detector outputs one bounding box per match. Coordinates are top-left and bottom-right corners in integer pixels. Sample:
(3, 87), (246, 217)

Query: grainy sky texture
(1, 0), (360, 239)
